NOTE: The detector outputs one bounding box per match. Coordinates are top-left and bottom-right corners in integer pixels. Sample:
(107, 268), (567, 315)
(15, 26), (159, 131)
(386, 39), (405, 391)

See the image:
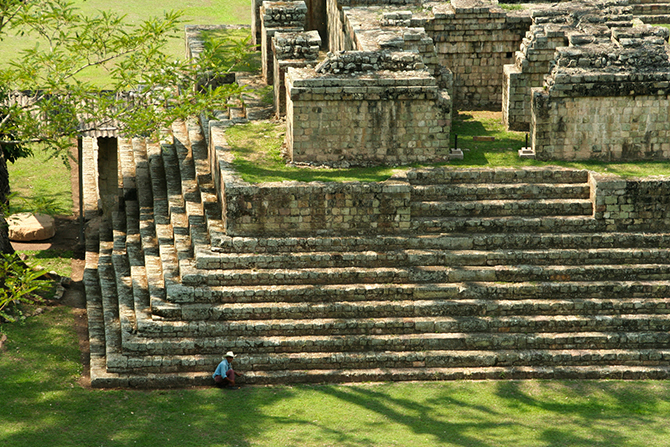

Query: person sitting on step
(212, 351), (243, 389)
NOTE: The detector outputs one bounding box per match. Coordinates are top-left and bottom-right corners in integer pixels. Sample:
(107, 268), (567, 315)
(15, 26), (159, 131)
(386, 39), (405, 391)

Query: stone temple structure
(82, 1), (670, 387)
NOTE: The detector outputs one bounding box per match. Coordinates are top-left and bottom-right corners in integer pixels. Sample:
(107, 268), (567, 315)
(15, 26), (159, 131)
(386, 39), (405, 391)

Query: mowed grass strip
(227, 121), (400, 183)
(2, 307), (670, 447)
(226, 113), (670, 184)
(7, 147), (72, 216)
(450, 111), (670, 178)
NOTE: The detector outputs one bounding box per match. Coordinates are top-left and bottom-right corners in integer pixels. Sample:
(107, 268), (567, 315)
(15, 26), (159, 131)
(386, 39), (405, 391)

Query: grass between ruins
(3, 308), (670, 447)
(228, 111), (670, 183)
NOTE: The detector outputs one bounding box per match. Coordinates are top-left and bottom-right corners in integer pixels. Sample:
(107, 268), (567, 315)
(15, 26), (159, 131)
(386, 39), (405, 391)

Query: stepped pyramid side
(82, 118), (670, 388)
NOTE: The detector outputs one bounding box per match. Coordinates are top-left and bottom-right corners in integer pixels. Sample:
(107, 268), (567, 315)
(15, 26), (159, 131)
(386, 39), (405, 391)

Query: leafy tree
(0, 0), (248, 254)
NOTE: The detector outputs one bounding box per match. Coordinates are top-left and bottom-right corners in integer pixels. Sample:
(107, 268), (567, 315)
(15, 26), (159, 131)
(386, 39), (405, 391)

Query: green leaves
(0, 1), (252, 152)
(0, 253), (50, 323)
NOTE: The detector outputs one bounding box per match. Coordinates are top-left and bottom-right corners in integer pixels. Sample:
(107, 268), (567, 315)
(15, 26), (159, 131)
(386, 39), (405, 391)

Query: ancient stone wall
(260, 1), (308, 84)
(502, 1), (635, 131)
(223, 179), (412, 236)
(273, 30), (321, 115)
(331, 0), (529, 109)
(503, 25), (567, 131)
(284, 52), (452, 167)
(531, 23), (670, 160)
(204, 124), (670, 236)
(426, 0), (529, 109)
(594, 175), (670, 231)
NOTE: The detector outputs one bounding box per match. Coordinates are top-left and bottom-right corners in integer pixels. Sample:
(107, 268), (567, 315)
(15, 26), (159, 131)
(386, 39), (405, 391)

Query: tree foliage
(0, 0), (250, 255)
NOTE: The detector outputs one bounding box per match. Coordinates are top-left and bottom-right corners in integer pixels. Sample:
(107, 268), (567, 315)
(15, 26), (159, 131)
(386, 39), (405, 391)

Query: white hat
(225, 351), (235, 358)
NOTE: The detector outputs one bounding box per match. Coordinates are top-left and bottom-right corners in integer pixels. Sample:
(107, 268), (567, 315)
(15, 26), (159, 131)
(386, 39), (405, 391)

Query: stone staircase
(629, 0), (670, 23)
(84, 120), (670, 388)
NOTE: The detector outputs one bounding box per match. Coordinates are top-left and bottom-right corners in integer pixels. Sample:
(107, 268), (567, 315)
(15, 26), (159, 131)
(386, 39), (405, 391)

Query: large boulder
(7, 212), (56, 242)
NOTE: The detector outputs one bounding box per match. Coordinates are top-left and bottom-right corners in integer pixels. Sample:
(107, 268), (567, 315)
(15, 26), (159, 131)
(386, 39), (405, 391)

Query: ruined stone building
(253, 0), (670, 164)
(83, 1), (670, 387)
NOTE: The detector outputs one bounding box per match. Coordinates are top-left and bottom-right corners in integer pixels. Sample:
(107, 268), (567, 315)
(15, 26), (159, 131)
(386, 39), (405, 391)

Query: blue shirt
(212, 359), (232, 378)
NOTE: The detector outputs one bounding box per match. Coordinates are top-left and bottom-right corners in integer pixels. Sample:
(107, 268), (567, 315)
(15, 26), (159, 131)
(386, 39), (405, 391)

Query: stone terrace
(83, 116), (670, 388)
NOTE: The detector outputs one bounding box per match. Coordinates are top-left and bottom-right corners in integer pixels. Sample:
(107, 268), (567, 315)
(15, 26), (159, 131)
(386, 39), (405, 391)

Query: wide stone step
(180, 263), (670, 287)
(406, 167), (589, 185)
(242, 349), (670, 371)
(411, 183), (591, 201)
(133, 313), (670, 339)
(636, 13), (670, 22)
(195, 247), (670, 271)
(243, 364), (670, 384)
(206, 232), (670, 255)
(166, 280), (670, 304)
(108, 348), (670, 374)
(119, 330), (670, 357)
(632, 3), (670, 13)
(152, 297), (670, 321)
(411, 198), (593, 218)
(412, 215), (601, 233)
(90, 364), (670, 388)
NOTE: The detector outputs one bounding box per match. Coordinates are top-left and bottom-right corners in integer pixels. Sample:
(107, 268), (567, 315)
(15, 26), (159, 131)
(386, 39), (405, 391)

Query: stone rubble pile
(315, 50), (425, 74)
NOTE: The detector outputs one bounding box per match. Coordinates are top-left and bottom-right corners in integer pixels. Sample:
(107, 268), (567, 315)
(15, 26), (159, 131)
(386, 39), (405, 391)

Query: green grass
(201, 28), (261, 73)
(3, 306), (670, 446)
(448, 111), (670, 178)
(227, 121), (400, 183)
(6, 146), (72, 216)
(0, 0), (251, 86)
(228, 113), (670, 184)
(15, 249), (74, 278)
(498, 3), (527, 11)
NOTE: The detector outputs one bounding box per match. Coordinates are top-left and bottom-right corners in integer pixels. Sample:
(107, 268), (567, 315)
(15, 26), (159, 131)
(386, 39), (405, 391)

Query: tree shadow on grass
(494, 381), (670, 447)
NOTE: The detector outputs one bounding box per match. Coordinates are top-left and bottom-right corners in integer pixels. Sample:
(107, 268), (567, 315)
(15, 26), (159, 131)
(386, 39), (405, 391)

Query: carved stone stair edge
(177, 263), (670, 288)
(405, 167), (590, 185)
(185, 119), (227, 241)
(409, 198), (594, 218)
(410, 183), (592, 200)
(152, 296), (670, 322)
(193, 247), (670, 272)
(201, 231), (670, 255)
(105, 330), (670, 375)
(92, 365), (670, 389)
(411, 215), (603, 233)
(119, 314), (670, 343)
(164, 279), (670, 306)
(133, 139), (168, 316)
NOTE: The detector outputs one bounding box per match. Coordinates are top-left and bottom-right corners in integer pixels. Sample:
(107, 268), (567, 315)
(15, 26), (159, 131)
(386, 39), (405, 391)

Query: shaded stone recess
(273, 30), (322, 115)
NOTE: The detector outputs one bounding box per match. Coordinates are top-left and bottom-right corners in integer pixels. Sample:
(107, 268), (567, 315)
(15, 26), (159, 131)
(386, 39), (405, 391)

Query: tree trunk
(0, 150), (15, 255)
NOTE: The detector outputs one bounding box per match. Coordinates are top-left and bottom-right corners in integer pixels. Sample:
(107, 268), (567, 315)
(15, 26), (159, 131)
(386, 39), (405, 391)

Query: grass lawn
(227, 112), (670, 184)
(2, 306), (670, 447)
(0, 0), (250, 86)
(6, 147), (73, 216)
(227, 121), (400, 183)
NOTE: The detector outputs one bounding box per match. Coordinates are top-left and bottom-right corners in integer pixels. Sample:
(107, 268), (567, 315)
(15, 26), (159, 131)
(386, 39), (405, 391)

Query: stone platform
(83, 117), (670, 388)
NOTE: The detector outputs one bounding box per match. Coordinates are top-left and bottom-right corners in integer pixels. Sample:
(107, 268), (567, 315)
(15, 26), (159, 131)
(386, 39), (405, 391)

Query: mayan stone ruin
(83, 0), (670, 388)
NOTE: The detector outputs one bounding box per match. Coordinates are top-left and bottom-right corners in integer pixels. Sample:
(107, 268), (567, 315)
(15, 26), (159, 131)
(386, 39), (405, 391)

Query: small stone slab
(518, 147), (536, 159)
(449, 148), (464, 160)
(7, 212), (56, 242)
(473, 136), (495, 142)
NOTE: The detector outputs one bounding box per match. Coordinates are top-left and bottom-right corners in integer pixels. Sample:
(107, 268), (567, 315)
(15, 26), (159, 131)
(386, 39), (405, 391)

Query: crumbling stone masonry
(273, 30), (321, 115)
(531, 22), (670, 160)
(285, 51), (452, 166)
(260, 1), (308, 84)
